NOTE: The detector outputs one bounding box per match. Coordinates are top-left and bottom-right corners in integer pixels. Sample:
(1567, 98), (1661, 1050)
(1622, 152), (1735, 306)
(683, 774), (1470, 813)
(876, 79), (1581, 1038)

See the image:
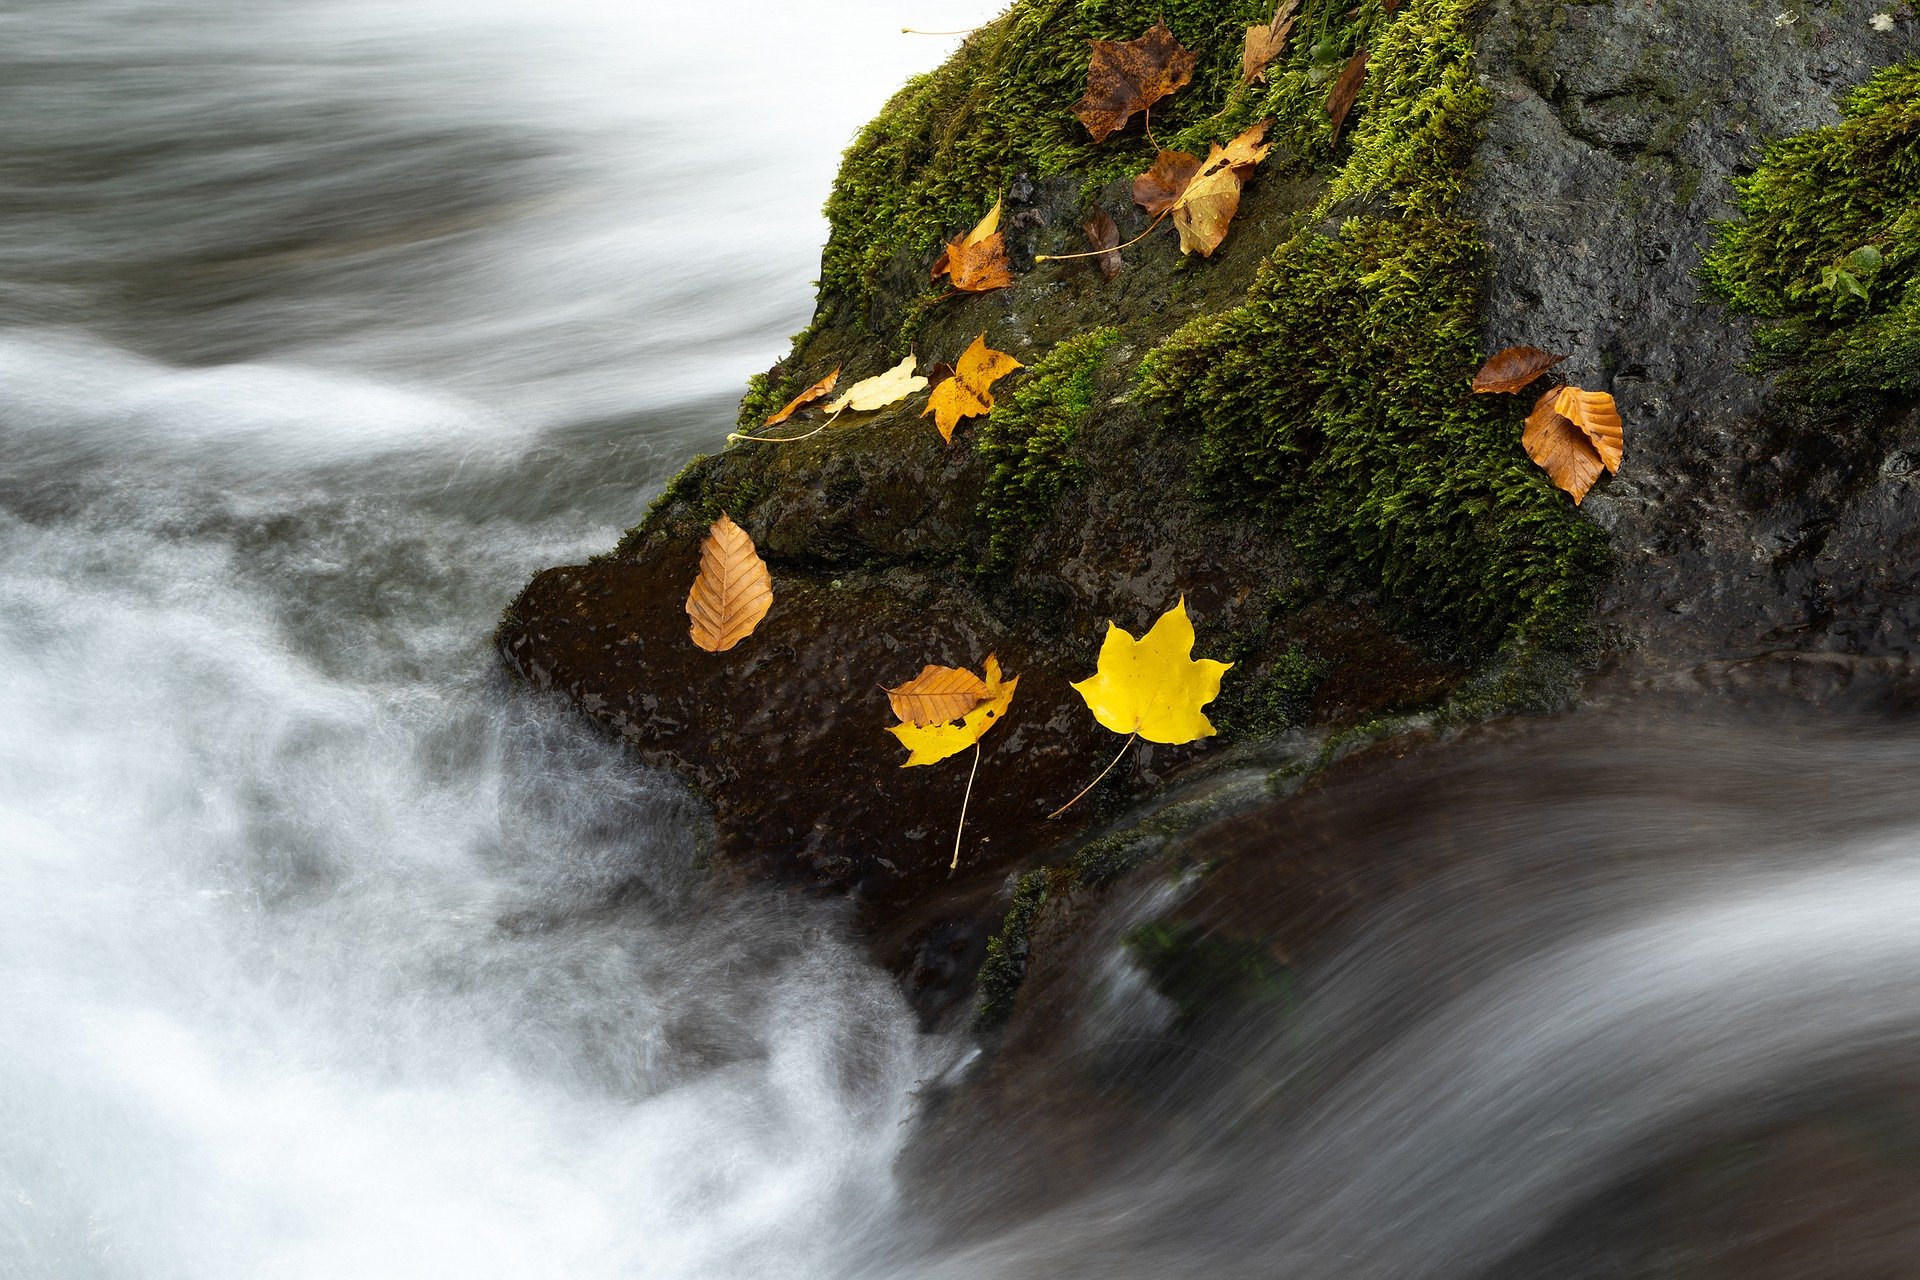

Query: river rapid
(6, 3), (1920, 1278)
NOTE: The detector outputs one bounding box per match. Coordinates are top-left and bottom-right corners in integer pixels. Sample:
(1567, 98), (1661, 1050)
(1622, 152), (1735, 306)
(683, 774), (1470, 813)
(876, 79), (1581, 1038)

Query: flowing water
(5, 3), (1920, 1277)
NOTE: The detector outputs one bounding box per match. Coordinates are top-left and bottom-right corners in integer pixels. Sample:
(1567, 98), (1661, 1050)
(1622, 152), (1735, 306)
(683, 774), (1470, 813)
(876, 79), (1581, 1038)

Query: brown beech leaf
(1083, 209), (1123, 280)
(1072, 19), (1197, 143)
(886, 663), (990, 727)
(932, 198), (1013, 293)
(1327, 47), (1369, 146)
(1554, 385), (1625, 473)
(1523, 384), (1624, 505)
(685, 513), (773, 652)
(1471, 346), (1566, 395)
(1240, 0), (1300, 85)
(1132, 148), (1203, 217)
(763, 367), (841, 427)
(923, 334), (1023, 442)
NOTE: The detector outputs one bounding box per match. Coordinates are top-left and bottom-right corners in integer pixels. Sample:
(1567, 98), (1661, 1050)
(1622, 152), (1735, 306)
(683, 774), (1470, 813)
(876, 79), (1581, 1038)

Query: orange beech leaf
(762, 367), (840, 426)
(1072, 19), (1197, 143)
(1523, 384), (1624, 505)
(1083, 209), (1123, 280)
(1327, 47), (1369, 146)
(685, 513), (773, 652)
(1471, 346), (1566, 395)
(886, 663), (990, 727)
(923, 334), (1023, 442)
(1132, 148), (1203, 217)
(1555, 385), (1625, 473)
(932, 198), (1013, 294)
(1240, 0), (1300, 85)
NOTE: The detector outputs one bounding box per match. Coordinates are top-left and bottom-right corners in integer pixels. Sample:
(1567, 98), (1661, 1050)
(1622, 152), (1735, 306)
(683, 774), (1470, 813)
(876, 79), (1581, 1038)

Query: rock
(500, 0), (1920, 1024)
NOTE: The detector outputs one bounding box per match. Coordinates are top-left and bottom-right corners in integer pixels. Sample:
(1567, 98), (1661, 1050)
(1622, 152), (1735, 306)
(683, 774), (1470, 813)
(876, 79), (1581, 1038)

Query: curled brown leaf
(763, 367), (841, 426)
(1082, 209), (1123, 280)
(1327, 47), (1369, 146)
(1471, 346), (1567, 395)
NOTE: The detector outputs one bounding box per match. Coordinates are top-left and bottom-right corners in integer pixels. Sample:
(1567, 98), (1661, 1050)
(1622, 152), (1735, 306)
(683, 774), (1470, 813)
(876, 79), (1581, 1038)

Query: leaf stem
(950, 741), (983, 874)
(901, 25), (979, 35)
(1047, 732), (1137, 820)
(727, 408), (846, 445)
(1034, 210), (1169, 264)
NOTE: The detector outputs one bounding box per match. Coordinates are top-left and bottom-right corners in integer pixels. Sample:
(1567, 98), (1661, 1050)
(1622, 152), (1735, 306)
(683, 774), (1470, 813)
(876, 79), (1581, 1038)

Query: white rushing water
(0, 2), (992, 1274)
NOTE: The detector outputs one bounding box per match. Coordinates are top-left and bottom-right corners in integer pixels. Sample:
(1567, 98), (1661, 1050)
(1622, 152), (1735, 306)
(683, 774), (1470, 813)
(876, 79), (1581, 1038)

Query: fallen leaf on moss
(1072, 18), (1197, 143)
(825, 354), (929, 414)
(1471, 346), (1566, 395)
(1083, 209), (1123, 280)
(763, 367), (841, 426)
(886, 663), (990, 727)
(1131, 121), (1272, 257)
(1240, 0), (1299, 85)
(924, 334), (1023, 442)
(1327, 47), (1369, 145)
(932, 198), (1013, 293)
(889, 655), (1018, 767)
(1523, 384), (1624, 504)
(685, 513), (772, 653)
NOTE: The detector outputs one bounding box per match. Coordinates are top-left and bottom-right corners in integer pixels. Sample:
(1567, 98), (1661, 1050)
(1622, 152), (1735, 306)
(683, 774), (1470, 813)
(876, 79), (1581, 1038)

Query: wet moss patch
(1699, 60), (1920, 406)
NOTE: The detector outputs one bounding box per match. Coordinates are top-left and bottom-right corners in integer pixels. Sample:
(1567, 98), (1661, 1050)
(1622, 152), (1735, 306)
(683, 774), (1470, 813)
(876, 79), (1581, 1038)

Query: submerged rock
(501, 0), (1919, 1023)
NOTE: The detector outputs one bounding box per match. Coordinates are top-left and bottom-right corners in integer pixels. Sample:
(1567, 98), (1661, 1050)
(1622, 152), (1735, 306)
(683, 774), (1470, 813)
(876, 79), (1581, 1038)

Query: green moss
(973, 868), (1056, 1034)
(1123, 920), (1291, 1027)
(975, 326), (1123, 568)
(1068, 831), (1162, 889)
(1139, 0), (1608, 659)
(1212, 645), (1326, 737)
(817, 0), (1415, 316)
(1699, 60), (1920, 406)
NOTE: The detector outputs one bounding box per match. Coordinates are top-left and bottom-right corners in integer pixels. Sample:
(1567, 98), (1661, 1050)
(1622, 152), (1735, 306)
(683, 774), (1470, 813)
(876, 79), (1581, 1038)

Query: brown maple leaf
(1471, 346), (1567, 395)
(762, 367), (841, 427)
(1132, 148), (1203, 218)
(1327, 47), (1369, 146)
(1240, 0), (1300, 85)
(1083, 209), (1123, 280)
(932, 198), (1013, 293)
(1523, 384), (1624, 505)
(1072, 19), (1198, 143)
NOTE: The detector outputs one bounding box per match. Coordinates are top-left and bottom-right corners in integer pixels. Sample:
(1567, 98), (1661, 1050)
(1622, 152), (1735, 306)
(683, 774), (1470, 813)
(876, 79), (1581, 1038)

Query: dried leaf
(1554, 385), (1624, 473)
(890, 655), (1018, 767)
(1072, 19), (1197, 143)
(1523, 383), (1625, 505)
(1240, 0), (1299, 85)
(1132, 148), (1203, 217)
(1070, 597), (1232, 744)
(763, 367), (841, 426)
(1176, 125), (1271, 256)
(886, 664), (990, 727)
(1471, 346), (1567, 395)
(923, 334), (1023, 442)
(824, 355), (929, 414)
(685, 513), (773, 653)
(932, 199), (1013, 293)
(1083, 209), (1123, 280)
(1327, 47), (1369, 146)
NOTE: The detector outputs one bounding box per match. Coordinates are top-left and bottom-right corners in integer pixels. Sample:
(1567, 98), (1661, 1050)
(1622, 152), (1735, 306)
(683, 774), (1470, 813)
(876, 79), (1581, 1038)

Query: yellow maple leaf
(1070, 597), (1232, 744)
(825, 354), (929, 414)
(889, 654), (1018, 767)
(923, 334), (1023, 442)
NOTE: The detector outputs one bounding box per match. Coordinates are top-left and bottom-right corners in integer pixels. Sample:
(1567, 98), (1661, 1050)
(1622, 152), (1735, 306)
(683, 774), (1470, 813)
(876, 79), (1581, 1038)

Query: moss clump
(975, 326), (1123, 568)
(1123, 920), (1290, 1027)
(1139, 0), (1608, 658)
(1699, 60), (1920, 406)
(1212, 646), (1325, 737)
(973, 868), (1056, 1034)
(818, 0), (1407, 311)
(1069, 831), (1163, 889)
